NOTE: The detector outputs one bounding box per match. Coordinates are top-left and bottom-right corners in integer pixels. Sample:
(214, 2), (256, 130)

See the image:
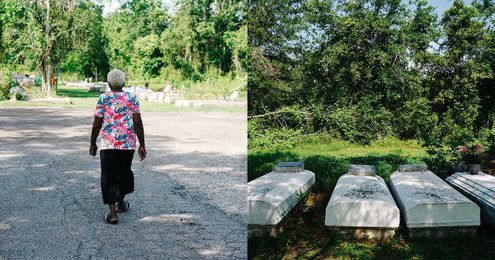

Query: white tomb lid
(325, 174), (400, 228)
(390, 170), (480, 228)
(248, 170), (315, 225)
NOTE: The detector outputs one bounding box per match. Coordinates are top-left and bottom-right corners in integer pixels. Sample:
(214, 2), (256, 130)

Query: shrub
(248, 119), (305, 150)
(423, 139), (457, 179)
(0, 77), (16, 101)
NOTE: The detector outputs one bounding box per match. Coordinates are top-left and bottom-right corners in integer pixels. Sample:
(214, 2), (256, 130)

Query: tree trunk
(40, 62), (53, 97)
(42, 0), (52, 97)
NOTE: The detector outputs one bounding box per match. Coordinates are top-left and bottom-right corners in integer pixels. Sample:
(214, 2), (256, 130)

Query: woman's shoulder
(125, 92), (138, 101)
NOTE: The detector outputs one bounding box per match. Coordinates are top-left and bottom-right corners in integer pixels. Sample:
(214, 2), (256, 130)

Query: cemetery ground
(0, 103), (247, 257)
(0, 84), (246, 113)
(248, 139), (495, 259)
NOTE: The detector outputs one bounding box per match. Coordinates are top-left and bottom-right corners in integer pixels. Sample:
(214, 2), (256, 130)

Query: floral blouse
(94, 91), (140, 150)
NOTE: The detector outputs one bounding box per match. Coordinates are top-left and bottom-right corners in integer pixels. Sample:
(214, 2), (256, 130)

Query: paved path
(0, 108), (246, 259)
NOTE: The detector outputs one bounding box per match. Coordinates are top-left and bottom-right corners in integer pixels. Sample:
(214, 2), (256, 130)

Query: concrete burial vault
(247, 162), (315, 236)
(390, 164), (480, 238)
(447, 172), (495, 230)
(325, 165), (400, 239)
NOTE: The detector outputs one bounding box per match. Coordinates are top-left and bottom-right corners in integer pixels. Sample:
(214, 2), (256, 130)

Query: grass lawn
(0, 85), (246, 113)
(248, 139), (495, 259)
(248, 138), (428, 185)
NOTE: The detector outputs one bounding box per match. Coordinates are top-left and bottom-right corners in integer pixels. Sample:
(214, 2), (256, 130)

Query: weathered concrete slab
(399, 163), (428, 172)
(348, 164), (376, 176)
(446, 172), (495, 230)
(390, 170), (480, 237)
(274, 161), (304, 173)
(325, 173), (400, 239)
(248, 170), (315, 226)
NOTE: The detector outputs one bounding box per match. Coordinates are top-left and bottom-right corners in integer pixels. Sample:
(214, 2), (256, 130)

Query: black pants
(100, 150), (135, 204)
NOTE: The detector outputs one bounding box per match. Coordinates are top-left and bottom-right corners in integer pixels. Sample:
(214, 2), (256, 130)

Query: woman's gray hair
(107, 69), (125, 87)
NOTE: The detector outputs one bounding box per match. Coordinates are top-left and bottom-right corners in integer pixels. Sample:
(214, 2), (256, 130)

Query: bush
(0, 77), (16, 101)
(423, 139), (457, 179)
(248, 119), (306, 150)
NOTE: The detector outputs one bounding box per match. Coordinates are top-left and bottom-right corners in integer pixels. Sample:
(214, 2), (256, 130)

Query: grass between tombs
(248, 138), (495, 259)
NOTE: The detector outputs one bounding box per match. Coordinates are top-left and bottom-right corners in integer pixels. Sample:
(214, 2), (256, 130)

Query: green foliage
(0, 76), (15, 101)
(248, 0), (495, 146)
(248, 119), (305, 150)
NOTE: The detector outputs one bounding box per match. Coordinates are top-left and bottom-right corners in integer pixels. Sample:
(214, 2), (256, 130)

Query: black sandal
(116, 200), (130, 213)
(105, 212), (118, 225)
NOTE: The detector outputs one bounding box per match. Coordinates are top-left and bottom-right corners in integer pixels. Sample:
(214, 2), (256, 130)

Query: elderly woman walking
(89, 69), (146, 224)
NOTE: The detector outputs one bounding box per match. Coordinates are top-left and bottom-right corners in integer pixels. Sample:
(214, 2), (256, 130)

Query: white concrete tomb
(390, 168), (480, 230)
(325, 171), (400, 230)
(447, 172), (495, 230)
(247, 170), (315, 225)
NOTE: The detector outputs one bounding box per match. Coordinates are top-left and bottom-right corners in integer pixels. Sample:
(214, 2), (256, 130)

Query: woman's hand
(89, 144), (98, 156)
(138, 145), (146, 161)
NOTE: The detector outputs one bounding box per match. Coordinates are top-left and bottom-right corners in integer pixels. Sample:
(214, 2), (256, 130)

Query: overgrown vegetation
(248, 0), (495, 146)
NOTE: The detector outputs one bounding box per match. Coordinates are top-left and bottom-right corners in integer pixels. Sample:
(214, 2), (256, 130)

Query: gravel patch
(0, 108), (247, 259)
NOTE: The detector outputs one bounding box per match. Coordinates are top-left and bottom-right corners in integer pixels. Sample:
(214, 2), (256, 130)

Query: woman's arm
(133, 113), (146, 160)
(90, 116), (103, 156)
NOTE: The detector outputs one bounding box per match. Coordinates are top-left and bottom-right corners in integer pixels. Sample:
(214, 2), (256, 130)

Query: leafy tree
(133, 34), (163, 78)
(1, 0), (100, 96)
(428, 0), (488, 138)
(61, 3), (109, 81)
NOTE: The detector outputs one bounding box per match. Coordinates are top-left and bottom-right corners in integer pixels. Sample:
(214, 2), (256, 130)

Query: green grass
(281, 137), (426, 158)
(0, 84), (246, 113)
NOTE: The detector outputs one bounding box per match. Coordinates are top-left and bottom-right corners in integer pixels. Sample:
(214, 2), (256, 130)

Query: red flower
(458, 146), (468, 153)
(113, 114), (123, 120)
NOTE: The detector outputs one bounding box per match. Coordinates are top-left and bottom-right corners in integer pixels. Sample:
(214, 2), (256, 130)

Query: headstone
(228, 90), (240, 101)
(446, 172), (495, 230)
(274, 162), (304, 173)
(157, 92), (165, 103)
(164, 84), (172, 92)
(147, 93), (158, 102)
(175, 100), (190, 107)
(390, 170), (480, 238)
(325, 172), (399, 239)
(348, 164), (376, 176)
(248, 170), (315, 236)
(399, 163), (428, 172)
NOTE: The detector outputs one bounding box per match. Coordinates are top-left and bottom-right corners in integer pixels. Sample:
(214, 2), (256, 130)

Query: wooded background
(0, 0), (247, 96)
(248, 0), (495, 146)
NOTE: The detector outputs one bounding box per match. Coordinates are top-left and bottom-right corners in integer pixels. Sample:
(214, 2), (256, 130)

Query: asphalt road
(0, 108), (247, 259)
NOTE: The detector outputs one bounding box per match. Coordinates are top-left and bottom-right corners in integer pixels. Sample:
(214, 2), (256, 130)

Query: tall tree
(428, 0), (488, 138)
(1, 0), (98, 96)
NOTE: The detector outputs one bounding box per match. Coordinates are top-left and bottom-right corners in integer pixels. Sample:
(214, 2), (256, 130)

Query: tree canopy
(0, 0), (247, 95)
(249, 0), (495, 144)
